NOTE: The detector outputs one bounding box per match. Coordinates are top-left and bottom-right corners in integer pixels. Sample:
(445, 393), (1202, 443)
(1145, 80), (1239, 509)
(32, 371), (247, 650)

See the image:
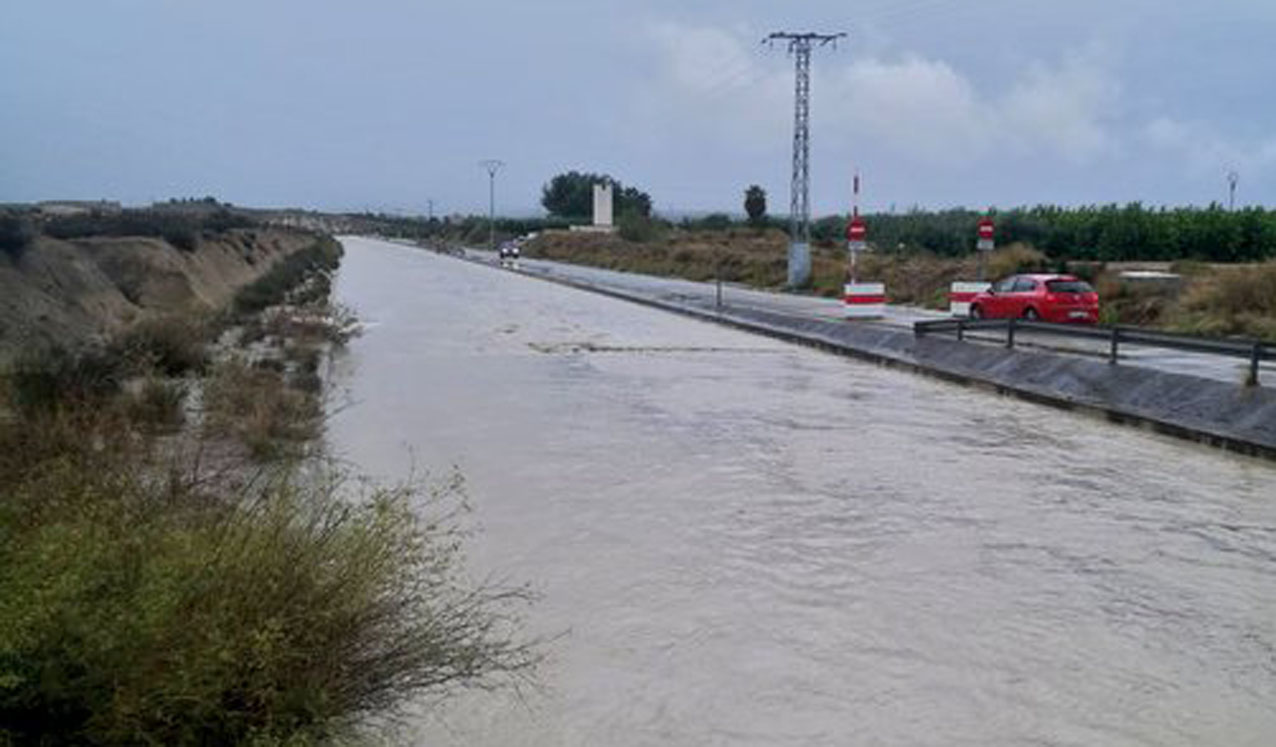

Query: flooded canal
(329, 237), (1276, 746)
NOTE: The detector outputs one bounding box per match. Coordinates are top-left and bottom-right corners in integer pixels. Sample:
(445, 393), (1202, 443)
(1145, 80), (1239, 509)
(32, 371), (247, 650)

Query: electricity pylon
(766, 31), (846, 288)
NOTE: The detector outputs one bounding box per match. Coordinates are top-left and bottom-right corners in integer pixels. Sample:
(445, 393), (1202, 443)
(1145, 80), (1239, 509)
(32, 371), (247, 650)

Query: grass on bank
(233, 237), (343, 318)
(202, 357), (321, 461)
(0, 236), (539, 745)
(526, 229), (1050, 305)
(1172, 261), (1276, 339)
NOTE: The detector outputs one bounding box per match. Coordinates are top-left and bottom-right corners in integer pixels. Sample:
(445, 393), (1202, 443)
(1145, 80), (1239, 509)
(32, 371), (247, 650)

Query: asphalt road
(471, 250), (1274, 387)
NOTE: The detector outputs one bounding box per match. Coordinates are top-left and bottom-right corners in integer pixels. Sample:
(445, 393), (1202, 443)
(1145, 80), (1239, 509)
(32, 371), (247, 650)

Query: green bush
(5, 346), (125, 416)
(694, 213), (734, 231)
(233, 238), (343, 317)
(0, 214), (36, 261)
(42, 208), (256, 251)
(0, 228), (537, 744)
(617, 212), (663, 243)
(0, 457), (537, 745)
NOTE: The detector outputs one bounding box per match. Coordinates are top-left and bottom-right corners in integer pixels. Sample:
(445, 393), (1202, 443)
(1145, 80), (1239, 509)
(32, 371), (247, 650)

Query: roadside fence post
(1249, 342), (1262, 386)
(715, 246), (723, 311)
(1109, 327), (1120, 365)
(1006, 319), (1016, 349)
(956, 320), (964, 342)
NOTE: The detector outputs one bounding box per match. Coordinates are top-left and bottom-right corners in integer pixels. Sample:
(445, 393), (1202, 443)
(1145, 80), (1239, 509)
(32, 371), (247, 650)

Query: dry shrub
(124, 376), (187, 431)
(526, 228), (790, 288)
(0, 429), (537, 745)
(1169, 259), (1213, 278)
(113, 313), (212, 376)
(2, 229), (536, 745)
(255, 304), (359, 348)
(527, 231), (1055, 308)
(1, 356), (537, 745)
(203, 357), (320, 460)
(1182, 262), (1276, 317)
(1175, 260), (1276, 339)
(1093, 271), (1181, 327)
(988, 242), (1048, 278)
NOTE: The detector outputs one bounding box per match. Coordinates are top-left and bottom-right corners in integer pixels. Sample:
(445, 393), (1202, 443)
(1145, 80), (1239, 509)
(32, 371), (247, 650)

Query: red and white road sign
(846, 217), (866, 242)
(977, 217), (995, 251)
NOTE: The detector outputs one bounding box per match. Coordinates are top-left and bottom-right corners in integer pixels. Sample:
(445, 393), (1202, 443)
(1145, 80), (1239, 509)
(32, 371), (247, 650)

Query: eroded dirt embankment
(0, 228), (319, 363)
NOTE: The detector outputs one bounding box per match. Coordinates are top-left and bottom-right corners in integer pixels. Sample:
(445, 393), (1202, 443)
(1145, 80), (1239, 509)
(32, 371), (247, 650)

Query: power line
(766, 31), (846, 288)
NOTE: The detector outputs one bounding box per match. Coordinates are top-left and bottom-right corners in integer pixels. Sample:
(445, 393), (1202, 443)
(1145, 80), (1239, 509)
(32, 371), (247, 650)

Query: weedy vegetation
(0, 235), (539, 745)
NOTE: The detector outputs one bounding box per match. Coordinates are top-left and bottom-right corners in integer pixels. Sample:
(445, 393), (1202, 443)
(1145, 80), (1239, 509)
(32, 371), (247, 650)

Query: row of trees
(712, 194), (1276, 263)
(356, 199), (1276, 264)
(731, 189), (1276, 265)
(322, 172), (1276, 264)
(803, 203), (1276, 262)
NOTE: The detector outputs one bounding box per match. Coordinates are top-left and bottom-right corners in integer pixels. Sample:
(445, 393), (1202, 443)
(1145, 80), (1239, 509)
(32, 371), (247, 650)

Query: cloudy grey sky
(3, 0), (1274, 216)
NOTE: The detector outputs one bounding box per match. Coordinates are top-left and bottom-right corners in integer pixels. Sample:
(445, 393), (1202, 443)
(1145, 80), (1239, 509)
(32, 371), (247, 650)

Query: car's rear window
(1046, 280), (1094, 294)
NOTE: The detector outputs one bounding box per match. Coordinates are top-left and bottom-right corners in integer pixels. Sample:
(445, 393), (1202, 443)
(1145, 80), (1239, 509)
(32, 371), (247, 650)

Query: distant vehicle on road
(498, 242), (520, 261)
(969, 274), (1099, 323)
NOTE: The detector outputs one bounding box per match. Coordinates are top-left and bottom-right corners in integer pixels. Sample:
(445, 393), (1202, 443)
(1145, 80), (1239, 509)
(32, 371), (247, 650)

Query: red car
(968, 274), (1099, 323)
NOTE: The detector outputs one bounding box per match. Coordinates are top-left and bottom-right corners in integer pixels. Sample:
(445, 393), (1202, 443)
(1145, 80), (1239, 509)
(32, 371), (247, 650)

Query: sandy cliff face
(0, 228), (319, 361)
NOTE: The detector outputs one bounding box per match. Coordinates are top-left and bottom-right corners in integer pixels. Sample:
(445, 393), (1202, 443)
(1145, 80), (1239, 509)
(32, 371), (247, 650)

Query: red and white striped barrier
(949, 281), (990, 317)
(844, 282), (886, 319)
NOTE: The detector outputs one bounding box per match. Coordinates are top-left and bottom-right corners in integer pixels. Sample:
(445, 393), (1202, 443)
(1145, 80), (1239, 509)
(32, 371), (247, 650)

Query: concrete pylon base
(787, 242), (811, 288)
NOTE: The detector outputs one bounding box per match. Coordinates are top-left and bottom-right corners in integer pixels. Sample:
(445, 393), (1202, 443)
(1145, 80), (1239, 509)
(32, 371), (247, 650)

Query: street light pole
(479, 159), (504, 252)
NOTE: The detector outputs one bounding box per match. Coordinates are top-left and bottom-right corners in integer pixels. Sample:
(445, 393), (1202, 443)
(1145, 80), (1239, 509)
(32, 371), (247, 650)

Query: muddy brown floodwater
(329, 237), (1276, 746)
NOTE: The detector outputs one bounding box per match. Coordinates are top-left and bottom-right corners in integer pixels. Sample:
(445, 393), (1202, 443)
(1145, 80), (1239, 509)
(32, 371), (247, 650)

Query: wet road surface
(330, 237), (1276, 746)
(487, 251), (1274, 386)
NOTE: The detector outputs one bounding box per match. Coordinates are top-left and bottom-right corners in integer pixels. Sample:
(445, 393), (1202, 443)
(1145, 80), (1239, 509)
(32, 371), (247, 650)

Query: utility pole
(427, 199), (434, 221)
(479, 159), (504, 252)
(1228, 170), (1239, 211)
(766, 31), (846, 289)
(849, 171), (862, 284)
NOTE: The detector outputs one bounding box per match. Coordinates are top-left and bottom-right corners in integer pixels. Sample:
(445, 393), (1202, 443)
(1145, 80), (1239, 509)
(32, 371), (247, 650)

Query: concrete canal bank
(484, 256), (1276, 459)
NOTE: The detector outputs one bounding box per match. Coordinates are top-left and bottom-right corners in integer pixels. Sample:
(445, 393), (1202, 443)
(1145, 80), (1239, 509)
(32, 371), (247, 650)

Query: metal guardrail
(914, 318), (1273, 386)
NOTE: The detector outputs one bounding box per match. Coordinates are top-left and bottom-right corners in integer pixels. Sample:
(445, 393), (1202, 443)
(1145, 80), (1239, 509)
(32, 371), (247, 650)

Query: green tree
(618, 185), (653, 218)
(0, 213), (36, 260)
(540, 171), (653, 220)
(744, 185), (767, 227)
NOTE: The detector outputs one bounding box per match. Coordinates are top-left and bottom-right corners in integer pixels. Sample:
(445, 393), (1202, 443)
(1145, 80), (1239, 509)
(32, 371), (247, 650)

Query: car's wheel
(1023, 307), (1040, 321)
(969, 305), (983, 320)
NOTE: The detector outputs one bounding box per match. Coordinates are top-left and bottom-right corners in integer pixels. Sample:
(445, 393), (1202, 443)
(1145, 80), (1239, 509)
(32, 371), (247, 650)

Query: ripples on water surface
(329, 238), (1276, 746)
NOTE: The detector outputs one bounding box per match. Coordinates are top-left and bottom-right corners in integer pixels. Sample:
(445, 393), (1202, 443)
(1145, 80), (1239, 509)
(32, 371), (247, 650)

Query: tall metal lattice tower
(766, 31), (845, 287)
